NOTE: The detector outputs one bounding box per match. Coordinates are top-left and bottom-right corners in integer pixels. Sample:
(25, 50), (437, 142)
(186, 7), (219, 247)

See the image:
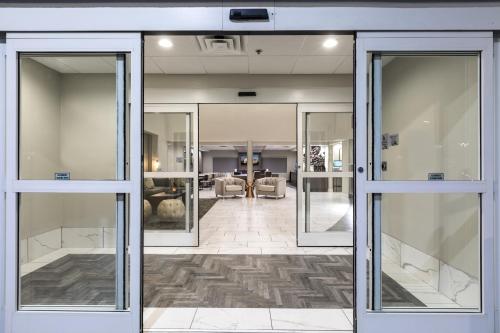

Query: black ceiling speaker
(238, 91), (257, 97)
(230, 9), (269, 22)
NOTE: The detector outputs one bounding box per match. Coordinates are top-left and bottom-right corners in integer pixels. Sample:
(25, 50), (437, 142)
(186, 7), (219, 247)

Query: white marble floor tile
(175, 247), (219, 254)
(191, 308), (272, 330)
(218, 247), (262, 254)
(270, 308), (352, 331)
(343, 309), (354, 325)
(143, 307), (197, 330)
(144, 247), (178, 255)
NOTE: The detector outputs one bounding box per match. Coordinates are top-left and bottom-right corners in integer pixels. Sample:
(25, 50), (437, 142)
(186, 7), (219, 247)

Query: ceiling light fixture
(323, 38), (338, 49)
(158, 38), (173, 48)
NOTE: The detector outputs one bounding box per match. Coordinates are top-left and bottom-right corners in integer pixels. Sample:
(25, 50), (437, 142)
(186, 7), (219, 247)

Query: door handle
(357, 167), (364, 173)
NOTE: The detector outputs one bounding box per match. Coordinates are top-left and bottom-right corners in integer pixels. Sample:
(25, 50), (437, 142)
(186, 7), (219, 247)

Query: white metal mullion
(302, 171), (353, 178)
(364, 181), (487, 193)
(192, 106), (199, 245)
(0, 42), (6, 333)
(296, 106), (304, 242)
(355, 36), (369, 333)
(127, 38), (142, 333)
(12, 181), (134, 193)
(143, 172), (194, 179)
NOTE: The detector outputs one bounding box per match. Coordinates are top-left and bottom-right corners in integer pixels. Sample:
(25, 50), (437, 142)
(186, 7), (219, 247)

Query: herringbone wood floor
(22, 254), (424, 308)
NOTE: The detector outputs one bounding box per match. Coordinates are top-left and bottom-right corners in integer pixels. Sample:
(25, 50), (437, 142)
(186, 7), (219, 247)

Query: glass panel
(144, 113), (194, 173)
(301, 177), (353, 233)
(302, 112), (353, 173)
(143, 177), (194, 232)
(371, 193), (480, 311)
(19, 193), (128, 310)
(370, 54), (480, 181)
(19, 54), (129, 180)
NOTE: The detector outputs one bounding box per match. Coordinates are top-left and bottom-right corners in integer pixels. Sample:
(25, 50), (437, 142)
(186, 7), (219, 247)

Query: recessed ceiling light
(323, 38), (338, 49)
(158, 38), (173, 48)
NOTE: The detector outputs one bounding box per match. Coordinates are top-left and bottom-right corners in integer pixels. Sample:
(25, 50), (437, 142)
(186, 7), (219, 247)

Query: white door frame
(0, 38), (6, 333)
(143, 103), (199, 247)
(297, 102), (354, 247)
(4, 33), (142, 333)
(355, 32), (494, 333)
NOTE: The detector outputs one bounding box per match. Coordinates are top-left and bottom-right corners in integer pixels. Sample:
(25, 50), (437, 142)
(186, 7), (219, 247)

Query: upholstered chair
(214, 177), (246, 198)
(255, 177), (286, 199)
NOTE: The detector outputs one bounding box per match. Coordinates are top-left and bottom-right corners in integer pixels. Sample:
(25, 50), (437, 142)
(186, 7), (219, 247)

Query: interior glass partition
(297, 103), (354, 246)
(143, 104), (199, 247)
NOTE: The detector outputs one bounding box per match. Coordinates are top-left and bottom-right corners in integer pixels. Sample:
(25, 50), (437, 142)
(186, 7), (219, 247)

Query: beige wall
(145, 74), (352, 104)
(381, 56), (480, 277)
(199, 104), (297, 144)
(20, 61), (118, 238)
(19, 59), (63, 238)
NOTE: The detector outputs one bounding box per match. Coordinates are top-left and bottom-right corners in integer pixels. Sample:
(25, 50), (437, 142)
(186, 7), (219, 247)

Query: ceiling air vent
(197, 35), (244, 55)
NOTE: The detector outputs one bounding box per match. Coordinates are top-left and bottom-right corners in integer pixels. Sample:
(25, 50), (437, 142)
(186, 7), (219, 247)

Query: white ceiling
(145, 35), (353, 75)
(29, 56), (116, 74)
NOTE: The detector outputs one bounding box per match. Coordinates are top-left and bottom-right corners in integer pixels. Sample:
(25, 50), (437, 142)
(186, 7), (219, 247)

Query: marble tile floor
(143, 307), (354, 332)
(382, 255), (461, 309)
(181, 186), (354, 253)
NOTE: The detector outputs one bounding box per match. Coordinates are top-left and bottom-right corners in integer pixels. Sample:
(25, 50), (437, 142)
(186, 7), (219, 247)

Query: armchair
(255, 177), (286, 199)
(215, 177), (246, 198)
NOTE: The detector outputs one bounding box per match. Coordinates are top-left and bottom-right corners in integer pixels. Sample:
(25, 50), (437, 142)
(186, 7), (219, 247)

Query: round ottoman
(143, 199), (152, 220)
(157, 199), (185, 219)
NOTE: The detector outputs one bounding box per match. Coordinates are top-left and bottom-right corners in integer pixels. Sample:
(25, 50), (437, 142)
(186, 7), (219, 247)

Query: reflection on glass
(19, 193), (128, 309)
(143, 178), (194, 231)
(374, 193), (480, 311)
(302, 112), (353, 173)
(144, 113), (194, 173)
(302, 177), (353, 233)
(372, 54), (480, 181)
(19, 54), (129, 180)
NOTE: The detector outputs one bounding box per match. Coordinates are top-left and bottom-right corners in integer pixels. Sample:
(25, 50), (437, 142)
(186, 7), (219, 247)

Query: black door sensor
(230, 9), (269, 22)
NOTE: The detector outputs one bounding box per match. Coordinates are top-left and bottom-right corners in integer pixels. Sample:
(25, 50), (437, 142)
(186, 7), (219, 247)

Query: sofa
(144, 177), (186, 200)
(215, 177), (246, 198)
(255, 177), (286, 199)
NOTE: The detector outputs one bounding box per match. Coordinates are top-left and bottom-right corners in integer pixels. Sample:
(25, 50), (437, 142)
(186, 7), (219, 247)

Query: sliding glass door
(355, 32), (494, 333)
(5, 33), (142, 333)
(143, 104), (199, 247)
(297, 103), (354, 247)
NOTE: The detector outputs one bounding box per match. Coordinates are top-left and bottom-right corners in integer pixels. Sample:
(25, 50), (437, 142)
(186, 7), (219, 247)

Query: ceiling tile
(246, 35), (305, 56)
(153, 57), (206, 74)
(144, 35), (202, 57)
(300, 35), (353, 56)
(292, 56), (345, 74)
(201, 56), (248, 74)
(31, 57), (75, 73)
(144, 57), (163, 74)
(249, 56), (297, 74)
(58, 57), (116, 73)
(334, 56), (353, 74)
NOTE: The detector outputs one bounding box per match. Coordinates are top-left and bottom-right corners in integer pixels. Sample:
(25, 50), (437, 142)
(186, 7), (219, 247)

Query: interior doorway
(142, 33), (355, 332)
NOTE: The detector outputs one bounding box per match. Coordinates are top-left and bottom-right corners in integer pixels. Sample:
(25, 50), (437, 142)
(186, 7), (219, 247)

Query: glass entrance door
(143, 104), (199, 247)
(355, 32), (494, 333)
(4, 33), (142, 333)
(297, 103), (354, 247)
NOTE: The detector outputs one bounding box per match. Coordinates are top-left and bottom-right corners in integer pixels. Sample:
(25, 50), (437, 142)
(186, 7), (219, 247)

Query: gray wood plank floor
(21, 254), (424, 308)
